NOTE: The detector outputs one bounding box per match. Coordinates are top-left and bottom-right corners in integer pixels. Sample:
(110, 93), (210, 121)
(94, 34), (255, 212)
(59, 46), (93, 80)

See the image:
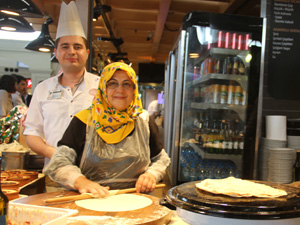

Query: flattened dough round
(75, 194), (153, 212)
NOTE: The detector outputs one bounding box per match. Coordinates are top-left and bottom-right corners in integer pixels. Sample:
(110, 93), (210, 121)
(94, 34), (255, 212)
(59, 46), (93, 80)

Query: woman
(45, 62), (171, 196)
(0, 75), (17, 118)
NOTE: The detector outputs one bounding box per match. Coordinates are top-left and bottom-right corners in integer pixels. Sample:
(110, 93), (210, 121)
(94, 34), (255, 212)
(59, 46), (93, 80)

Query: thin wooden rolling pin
(45, 183), (166, 204)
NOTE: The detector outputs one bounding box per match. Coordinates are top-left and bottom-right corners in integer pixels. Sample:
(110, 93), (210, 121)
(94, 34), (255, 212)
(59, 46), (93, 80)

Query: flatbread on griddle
(196, 177), (287, 198)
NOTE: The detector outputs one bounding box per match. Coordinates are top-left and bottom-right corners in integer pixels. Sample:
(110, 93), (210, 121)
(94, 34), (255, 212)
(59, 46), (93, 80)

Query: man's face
(54, 36), (89, 73)
(18, 80), (27, 94)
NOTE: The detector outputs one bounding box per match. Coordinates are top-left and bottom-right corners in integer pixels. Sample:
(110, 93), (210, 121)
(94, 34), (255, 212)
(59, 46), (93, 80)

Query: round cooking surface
(166, 180), (300, 220)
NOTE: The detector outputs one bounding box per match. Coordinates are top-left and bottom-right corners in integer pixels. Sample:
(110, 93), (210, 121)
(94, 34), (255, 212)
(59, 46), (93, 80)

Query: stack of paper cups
(266, 115), (287, 141)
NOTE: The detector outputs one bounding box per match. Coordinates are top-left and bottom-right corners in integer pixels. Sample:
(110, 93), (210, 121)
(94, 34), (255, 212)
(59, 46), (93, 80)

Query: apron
(79, 111), (151, 189)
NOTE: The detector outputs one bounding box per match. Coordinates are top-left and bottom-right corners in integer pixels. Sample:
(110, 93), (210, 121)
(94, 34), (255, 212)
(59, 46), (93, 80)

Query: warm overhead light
(39, 47), (51, 52)
(25, 18), (55, 53)
(1, 26), (16, 31)
(189, 53), (199, 58)
(1, 10), (20, 16)
(0, 12), (34, 32)
(0, 0), (43, 18)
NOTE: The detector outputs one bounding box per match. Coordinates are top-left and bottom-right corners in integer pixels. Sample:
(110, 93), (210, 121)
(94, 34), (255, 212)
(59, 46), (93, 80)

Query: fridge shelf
(189, 142), (243, 176)
(191, 102), (246, 121)
(187, 73), (248, 91)
(196, 47), (250, 64)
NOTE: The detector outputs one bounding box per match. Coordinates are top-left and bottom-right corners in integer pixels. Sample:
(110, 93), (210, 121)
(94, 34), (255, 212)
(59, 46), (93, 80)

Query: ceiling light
(0, 0), (43, 18)
(0, 12), (34, 32)
(189, 53), (199, 58)
(1, 10), (20, 16)
(25, 18), (55, 53)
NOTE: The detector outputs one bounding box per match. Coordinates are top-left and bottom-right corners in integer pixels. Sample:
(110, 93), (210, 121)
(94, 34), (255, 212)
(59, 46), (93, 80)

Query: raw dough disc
(75, 194), (153, 212)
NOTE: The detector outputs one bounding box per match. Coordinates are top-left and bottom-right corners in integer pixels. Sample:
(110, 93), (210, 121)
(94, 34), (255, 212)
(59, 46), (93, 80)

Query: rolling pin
(45, 183), (166, 204)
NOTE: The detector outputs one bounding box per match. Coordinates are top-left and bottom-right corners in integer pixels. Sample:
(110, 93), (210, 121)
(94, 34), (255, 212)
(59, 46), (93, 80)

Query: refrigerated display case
(164, 12), (263, 186)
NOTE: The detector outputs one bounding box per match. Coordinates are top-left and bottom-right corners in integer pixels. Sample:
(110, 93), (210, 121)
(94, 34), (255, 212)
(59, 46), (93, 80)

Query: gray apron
(79, 112), (151, 189)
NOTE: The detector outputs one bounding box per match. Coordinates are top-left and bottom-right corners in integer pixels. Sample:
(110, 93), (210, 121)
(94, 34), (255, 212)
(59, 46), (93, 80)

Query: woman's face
(106, 70), (135, 111)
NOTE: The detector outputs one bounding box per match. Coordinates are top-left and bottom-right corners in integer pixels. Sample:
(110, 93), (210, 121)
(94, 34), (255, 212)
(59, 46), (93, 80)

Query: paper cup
(266, 115), (287, 141)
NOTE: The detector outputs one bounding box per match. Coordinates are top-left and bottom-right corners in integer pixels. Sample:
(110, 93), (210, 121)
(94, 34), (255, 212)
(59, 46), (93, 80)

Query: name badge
(48, 89), (62, 99)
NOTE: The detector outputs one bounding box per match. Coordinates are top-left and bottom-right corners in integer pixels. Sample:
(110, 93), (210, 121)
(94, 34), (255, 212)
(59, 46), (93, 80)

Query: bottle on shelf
(193, 66), (200, 80)
(233, 85), (242, 105)
(238, 60), (246, 75)
(241, 89), (247, 106)
(223, 56), (232, 74)
(218, 120), (226, 153)
(214, 58), (223, 74)
(0, 157), (8, 224)
(232, 119), (244, 155)
(223, 120), (234, 154)
(220, 85), (228, 104)
(227, 84), (235, 105)
(211, 84), (220, 104)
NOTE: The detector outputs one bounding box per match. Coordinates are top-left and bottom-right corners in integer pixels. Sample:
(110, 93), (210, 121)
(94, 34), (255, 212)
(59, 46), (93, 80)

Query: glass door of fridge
(177, 25), (256, 183)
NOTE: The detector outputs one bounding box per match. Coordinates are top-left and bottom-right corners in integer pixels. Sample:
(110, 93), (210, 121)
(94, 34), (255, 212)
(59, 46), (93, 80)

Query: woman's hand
(74, 176), (109, 196)
(135, 173), (156, 193)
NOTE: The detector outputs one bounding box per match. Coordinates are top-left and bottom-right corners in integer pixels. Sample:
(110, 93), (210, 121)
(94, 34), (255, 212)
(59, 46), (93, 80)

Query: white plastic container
(8, 202), (78, 225)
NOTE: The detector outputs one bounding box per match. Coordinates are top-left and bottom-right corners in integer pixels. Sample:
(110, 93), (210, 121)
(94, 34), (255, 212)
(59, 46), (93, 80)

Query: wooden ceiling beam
(224, 0), (258, 14)
(151, 0), (172, 62)
(106, 0), (160, 10)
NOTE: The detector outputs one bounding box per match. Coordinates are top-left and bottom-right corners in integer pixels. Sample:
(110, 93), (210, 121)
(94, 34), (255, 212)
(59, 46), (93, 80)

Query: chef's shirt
(24, 70), (99, 166)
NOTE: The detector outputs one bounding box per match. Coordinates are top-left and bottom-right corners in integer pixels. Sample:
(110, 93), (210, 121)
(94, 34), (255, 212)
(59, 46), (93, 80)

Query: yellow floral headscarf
(76, 62), (143, 144)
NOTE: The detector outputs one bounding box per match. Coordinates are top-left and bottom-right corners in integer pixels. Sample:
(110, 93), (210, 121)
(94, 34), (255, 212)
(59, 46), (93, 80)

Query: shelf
(189, 142), (243, 176)
(196, 48), (250, 64)
(191, 102), (246, 121)
(191, 73), (248, 91)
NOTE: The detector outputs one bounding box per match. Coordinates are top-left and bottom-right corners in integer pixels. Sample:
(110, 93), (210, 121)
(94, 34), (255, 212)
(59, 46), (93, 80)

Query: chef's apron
(79, 111), (151, 189)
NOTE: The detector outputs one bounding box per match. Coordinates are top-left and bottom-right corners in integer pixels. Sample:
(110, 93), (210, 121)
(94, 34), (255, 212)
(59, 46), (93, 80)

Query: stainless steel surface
(2, 151), (30, 170)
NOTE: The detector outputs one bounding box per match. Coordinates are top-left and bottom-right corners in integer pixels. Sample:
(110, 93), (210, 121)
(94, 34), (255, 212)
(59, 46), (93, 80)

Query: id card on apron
(48, 89), (62, 100)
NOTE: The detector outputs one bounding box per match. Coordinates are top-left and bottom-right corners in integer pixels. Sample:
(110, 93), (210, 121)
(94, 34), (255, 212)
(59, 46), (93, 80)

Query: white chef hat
(56, 1), (86, 39)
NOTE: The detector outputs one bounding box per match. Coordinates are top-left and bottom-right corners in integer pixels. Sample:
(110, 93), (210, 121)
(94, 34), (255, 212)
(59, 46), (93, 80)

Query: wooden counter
(12, 190), (172, 225)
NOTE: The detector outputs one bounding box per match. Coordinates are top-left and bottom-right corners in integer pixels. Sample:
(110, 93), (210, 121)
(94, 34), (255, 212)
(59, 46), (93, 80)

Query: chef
(24, 2), (99, 172)
(44, 62), (171, 196)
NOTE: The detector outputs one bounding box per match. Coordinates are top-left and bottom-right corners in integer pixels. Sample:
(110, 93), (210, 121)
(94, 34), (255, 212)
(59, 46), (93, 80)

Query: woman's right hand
(74, 176), (110, 196)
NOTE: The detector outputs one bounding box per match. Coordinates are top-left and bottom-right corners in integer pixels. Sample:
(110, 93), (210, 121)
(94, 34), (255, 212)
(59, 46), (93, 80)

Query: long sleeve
(147, 115), (171, 182)
(43, 117), (87, 189)
(43, 145), (84, 190)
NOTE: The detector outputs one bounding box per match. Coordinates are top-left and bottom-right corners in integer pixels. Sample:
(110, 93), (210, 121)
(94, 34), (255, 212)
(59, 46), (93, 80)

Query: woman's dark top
(58, 115), (163, 166)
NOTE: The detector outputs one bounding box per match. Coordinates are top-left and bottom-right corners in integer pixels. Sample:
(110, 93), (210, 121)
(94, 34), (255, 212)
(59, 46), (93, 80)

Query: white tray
(8, 202), (78, 225)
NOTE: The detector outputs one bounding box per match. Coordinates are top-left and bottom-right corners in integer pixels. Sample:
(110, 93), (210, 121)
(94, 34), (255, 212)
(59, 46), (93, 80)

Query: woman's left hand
(135, 173), (156, 193)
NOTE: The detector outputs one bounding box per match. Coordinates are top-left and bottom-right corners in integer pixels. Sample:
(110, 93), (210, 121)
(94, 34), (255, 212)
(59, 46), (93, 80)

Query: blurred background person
(11, 74), (28, 106)
(0, 75), (17, 118)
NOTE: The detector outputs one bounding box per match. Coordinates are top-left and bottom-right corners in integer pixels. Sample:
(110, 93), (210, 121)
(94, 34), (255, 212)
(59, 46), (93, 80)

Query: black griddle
(166, 180), (300, 220)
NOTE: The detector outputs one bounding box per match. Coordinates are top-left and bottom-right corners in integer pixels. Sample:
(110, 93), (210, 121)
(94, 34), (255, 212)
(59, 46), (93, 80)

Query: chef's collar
(58, 72), (85, 95)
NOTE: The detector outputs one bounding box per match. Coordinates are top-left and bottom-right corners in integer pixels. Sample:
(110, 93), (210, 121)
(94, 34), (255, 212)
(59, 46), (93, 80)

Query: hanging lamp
(24, 18), (55, 52)
(0, 12), (34, 32)
(0, 0), (43, 18)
